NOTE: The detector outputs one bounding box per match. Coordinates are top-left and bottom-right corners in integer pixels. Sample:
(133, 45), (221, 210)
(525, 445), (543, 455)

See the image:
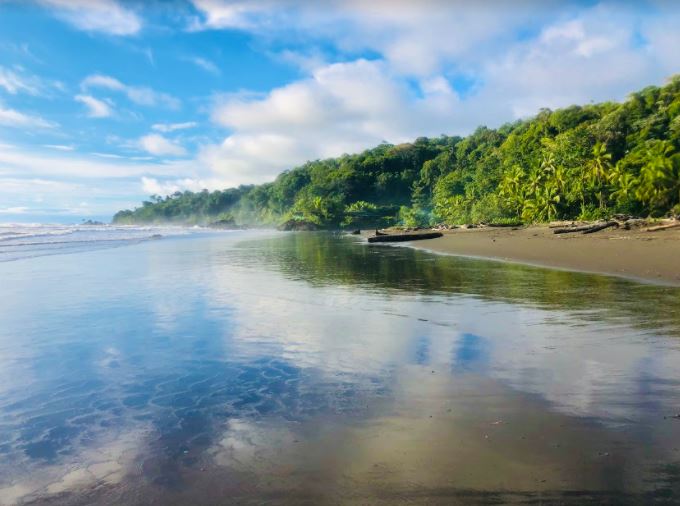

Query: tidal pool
(1, 230), (679, 505)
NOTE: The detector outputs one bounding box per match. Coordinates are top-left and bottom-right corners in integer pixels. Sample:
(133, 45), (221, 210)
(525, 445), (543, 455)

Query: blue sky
(0, 0), (679, 222)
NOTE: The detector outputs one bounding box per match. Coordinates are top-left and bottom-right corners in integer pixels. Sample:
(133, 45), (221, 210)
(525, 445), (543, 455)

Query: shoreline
(365, 225), (680, 286)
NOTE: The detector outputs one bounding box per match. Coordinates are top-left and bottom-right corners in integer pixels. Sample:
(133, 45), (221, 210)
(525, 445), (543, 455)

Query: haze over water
(1, 229), (679, 505)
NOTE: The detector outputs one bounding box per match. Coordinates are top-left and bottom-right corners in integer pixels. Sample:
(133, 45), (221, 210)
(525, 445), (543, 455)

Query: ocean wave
(0, 224), (201, 262)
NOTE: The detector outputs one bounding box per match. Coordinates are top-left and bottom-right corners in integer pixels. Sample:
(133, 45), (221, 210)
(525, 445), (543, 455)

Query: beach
(377, 224), (680, 285)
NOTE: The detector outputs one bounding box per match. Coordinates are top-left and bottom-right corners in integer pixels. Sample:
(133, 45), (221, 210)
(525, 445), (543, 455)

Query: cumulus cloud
(187, 1), (680, 188)
(475, 5), (665, 119)
(140, 176), (215, 195)
(201, 59), (459, 186)
(189, 0), (555, 76)
(38, 0), (142, 36)
(189, 0), (279, 30)
(138, 134), (187, 157)
(74, 94), (113, 118)
(11, 0), (680, 214)
(82, 74), (180, 109)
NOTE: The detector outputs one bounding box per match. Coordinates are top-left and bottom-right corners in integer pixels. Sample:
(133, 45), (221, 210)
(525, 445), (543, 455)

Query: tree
(636, 140), (679, 214)
(585, 142), (612, 209)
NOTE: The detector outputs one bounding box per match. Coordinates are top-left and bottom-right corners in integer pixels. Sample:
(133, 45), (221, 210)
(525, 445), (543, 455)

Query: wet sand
(384, 225), (680, 285)
(5, 231), (680, 505)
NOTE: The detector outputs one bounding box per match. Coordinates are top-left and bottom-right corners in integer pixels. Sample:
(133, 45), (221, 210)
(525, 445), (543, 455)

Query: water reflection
(0, 231), (679, 504)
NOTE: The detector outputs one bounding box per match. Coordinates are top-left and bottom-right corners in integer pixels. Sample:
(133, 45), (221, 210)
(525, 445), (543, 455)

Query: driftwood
(582, 221), (619, 234)
(553, 221), (618, 235)
(646, 221), (680, 232)
(553, 224), (597, 234)
(368, 232), (443, 243)
(549, 221), (579, 229)
(487, 222), (523, 228)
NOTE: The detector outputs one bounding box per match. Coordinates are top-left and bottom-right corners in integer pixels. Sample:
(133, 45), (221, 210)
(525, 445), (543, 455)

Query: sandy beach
(371, 224), (680, 285)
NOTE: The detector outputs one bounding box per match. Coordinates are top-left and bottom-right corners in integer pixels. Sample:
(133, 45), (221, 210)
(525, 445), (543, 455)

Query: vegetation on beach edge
(114, 76), (680, 229)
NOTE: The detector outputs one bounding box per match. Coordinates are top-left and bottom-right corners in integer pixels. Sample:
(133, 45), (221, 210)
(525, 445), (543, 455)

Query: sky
(0, 0), (679, 222)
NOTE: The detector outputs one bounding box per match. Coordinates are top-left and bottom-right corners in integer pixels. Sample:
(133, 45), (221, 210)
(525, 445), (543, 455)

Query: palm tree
(585, 142), (612, 209)
(636, 140), (678, 212)
(522, 183), (560, 222)
(608, 161), (638, 208)
(526, 166), (544, 197)
(499, 165), (525, 217)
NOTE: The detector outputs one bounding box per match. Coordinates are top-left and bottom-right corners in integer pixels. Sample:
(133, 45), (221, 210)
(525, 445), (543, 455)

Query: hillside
(113, 76), (680, 228)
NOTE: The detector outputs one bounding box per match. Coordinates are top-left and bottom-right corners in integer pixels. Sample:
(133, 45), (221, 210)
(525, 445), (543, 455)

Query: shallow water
(1, 230), (679, 505)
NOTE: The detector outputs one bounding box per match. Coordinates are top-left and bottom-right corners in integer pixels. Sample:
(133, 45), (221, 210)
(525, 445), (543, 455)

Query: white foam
(0, 223), (200, 262)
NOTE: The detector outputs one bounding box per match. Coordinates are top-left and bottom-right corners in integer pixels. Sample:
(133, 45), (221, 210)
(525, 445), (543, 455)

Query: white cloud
(0, 65), (65, 97)
(152, 121), (198, 133)
(641, 12), (680, 76)
(0, 206), (30, 214)
(476, 5), (660, 119)
(44, 144), (75, 151)
(189, 0), (278, 30)
(38, 0), (142, 36)
(82, 74), (180, 109)
(0, 142), (197, 179)
(0, 105), (57, 128)
(202, 59), (459, 186)
(74, 94), (113, 118)
(275, 49), (327, 73)
(140, 176), (213, 195)
(81, 74), (125, 91)
(0, 143), (211, 216)
(8, 0), (680, 215)
(188, 2), (680, 189)
(0, 177), (116, 219)
(0, 66), (41, 95)
(138, 133), (187, 157)
(92, 152), (125, 159)
(189, 0), (553, 76)
(189, 56), (220, 74)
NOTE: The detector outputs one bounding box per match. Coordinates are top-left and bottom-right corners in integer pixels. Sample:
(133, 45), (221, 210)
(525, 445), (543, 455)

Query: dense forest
(114, 76), (680, 228)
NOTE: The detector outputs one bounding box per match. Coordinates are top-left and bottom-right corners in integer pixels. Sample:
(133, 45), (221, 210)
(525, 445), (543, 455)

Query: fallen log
(553, 221), (618, 235)
(487, 222), (524, 228)
(581, 220), (618, 234)
(368, 232), (443, 243)
(549, 221), (578, 229)
(553, 224), (597, 234)
(646, 221), (680, 232)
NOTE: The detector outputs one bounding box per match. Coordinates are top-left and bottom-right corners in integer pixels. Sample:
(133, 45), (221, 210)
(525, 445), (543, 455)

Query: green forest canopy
(114, 76), (680, 228)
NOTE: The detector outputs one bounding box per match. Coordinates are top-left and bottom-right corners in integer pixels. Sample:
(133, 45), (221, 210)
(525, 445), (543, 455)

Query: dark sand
(375, 225), (680, 285)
